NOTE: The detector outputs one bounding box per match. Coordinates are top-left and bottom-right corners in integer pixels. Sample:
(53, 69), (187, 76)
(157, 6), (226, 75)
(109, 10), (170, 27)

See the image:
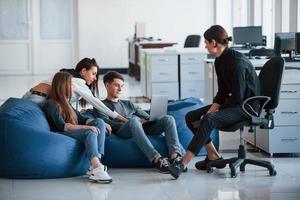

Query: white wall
(78, 0), (214, 69)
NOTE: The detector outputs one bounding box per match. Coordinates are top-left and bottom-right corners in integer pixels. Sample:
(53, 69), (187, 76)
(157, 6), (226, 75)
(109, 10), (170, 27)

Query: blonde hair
(49, 72), (78, 124)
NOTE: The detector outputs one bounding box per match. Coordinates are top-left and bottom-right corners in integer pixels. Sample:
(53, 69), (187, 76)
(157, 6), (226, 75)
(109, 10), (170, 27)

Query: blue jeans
(116, 115), (184, 162)
(60, 118), (106, 161)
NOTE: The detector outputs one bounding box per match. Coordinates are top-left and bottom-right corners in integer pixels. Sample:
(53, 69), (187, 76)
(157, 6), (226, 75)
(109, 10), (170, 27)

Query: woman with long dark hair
(23, 58), (127, 122)
(42, 72), (112, 183)
(169, 25), (260, 179)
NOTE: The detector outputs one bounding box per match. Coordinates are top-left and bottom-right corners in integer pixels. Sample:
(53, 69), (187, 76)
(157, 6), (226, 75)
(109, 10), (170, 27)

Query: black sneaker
(195, 156), (226, 171)
(168, 159), (184, 179)
(154, 157), (170, 174)
(168, 157), (188, 173)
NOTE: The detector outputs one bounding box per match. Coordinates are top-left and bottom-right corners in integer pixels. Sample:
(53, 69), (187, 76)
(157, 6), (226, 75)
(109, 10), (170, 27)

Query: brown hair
(49, 72), (78, 125)
(103, 71), (124, 84)
(75, 58), (100, 107)
(204, 25), (232, 46)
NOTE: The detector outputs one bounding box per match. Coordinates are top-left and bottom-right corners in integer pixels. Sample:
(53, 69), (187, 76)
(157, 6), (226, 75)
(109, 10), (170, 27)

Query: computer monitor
(295, 33), (300, 54)
(273, 32), (295, 56)
(233, 26), (263, 47)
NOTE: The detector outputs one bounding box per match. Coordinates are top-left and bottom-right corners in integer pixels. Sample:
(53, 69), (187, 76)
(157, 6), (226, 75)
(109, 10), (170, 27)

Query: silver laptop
(149, 95), (168, 121)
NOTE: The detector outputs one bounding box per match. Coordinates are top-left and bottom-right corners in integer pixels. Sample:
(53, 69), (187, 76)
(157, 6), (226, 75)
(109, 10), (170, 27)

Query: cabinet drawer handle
(159, 58), (169, 62)
(188, 57), (198, 61)
(281, 111), (298, 114)
(281, 90), (297, 93)
(281, 138), (298, 142)
(159, 91), (168, 94)
(188, 89), (197, 92)
(188, 72), (200, 74)
(159, 72), (169, 76)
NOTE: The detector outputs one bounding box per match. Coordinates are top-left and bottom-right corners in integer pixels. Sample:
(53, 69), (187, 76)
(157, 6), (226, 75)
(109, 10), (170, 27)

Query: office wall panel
(78, 0), (214, 69)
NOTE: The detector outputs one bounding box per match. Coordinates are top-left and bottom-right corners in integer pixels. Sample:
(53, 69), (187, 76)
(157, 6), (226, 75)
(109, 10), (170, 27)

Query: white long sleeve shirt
(71, 78), (119, 119)
(41, 77), (119, 119)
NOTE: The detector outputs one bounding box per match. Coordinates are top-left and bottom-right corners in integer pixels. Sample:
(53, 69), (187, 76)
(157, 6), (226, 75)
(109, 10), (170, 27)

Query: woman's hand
(199, 103), (221, 121)
(207, 103), (221, 113)
(105, 123), (112, 135)
(80, 109), (86, 114)
(86, 126), (100, 135)
(64, 123), (99, 135)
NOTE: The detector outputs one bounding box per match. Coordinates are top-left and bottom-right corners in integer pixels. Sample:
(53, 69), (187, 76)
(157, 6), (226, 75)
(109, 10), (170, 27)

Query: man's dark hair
(103, 71), (124, 84)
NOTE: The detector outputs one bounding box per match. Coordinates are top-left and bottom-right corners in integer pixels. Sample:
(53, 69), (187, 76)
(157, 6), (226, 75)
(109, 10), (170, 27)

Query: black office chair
(249, 48), (276, 59)
(207, 57), (285, 178)
(184, 35), (201, 48)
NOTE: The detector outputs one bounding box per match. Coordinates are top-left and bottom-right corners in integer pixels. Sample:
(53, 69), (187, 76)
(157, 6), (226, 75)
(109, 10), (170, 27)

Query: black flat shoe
(195, 156), (210, 170)
(213, 157), (226, 169)
(195, 156), (225, 171)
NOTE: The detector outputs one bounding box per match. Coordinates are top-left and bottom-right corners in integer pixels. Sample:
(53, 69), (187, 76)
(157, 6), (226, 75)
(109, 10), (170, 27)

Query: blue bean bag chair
(0, 97), (218, 178)
(0, 98), (90, 179)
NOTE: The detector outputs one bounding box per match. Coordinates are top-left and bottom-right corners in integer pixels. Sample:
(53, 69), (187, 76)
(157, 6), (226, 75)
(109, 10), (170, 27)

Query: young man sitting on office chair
(91, 71), (185, 174)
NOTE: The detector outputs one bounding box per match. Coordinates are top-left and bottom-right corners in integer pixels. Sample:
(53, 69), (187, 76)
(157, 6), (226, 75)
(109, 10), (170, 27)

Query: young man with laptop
(93, 71), (184, 173)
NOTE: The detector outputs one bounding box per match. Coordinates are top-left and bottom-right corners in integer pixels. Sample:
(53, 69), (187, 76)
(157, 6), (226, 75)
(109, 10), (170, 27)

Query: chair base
(206, 145), (277, 178)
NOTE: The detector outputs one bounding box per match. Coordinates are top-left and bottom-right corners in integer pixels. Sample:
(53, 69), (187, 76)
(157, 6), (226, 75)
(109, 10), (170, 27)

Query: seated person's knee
(161, 115), (175, 124)
(92, 118), (105, 126)
(201, 112), (215, 125)
(128, 117), (141, 126)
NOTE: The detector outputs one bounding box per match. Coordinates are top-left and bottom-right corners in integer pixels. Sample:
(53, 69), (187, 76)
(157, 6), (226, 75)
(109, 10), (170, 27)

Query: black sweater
(213, 48), (260, 110)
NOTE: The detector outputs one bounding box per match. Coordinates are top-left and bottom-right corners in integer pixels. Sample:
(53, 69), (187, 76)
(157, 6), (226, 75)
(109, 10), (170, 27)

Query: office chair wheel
(240, 165), (245, 172)
(269, 169), (277, 176)
(230, 166), (237, 178)
(207, 167), (213, 174)
(231, 171), (237, 178)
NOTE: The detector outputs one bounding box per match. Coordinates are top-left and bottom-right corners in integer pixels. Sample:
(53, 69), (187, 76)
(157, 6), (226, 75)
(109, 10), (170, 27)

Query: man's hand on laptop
(140, 118), (148, 124)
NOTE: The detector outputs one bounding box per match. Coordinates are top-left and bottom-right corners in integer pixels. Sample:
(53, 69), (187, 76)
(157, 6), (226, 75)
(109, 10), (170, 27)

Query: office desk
(127, 38), (176, 80)
(204, 58), (300, 154)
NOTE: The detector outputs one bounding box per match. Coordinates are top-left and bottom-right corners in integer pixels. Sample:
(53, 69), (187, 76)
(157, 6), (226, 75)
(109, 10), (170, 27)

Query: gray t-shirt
(94, 99), (150, 132)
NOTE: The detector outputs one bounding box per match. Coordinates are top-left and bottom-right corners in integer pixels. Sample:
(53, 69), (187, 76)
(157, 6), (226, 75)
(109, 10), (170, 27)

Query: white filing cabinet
(178, 49), (206, 99)
(145, 49), (179, 99)
(255, 69), (300, 154)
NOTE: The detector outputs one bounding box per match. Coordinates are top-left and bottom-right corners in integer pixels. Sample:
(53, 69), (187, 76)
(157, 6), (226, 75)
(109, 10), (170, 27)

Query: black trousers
(185, 105), (249, 154)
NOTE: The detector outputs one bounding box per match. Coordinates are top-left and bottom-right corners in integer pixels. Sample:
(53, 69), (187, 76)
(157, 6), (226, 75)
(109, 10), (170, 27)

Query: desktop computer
(273, 32), (300, 62)
(232, 26), (263, 49)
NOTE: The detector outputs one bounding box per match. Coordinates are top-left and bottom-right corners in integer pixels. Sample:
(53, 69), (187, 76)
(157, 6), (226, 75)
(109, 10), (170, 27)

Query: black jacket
(213, 48), (260, 110)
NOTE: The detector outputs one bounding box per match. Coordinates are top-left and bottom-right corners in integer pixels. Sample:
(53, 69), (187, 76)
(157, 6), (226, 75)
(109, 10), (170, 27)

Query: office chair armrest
(242, 96), (271, 118)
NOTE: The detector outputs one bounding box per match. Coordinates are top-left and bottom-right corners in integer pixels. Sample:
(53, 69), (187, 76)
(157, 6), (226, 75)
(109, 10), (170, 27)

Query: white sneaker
(89, 165), (112, 184)
(86, 165), (107, 176)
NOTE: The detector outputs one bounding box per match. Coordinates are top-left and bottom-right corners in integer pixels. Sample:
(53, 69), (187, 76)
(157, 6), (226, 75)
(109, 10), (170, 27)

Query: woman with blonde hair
(42, 71), (112, 183)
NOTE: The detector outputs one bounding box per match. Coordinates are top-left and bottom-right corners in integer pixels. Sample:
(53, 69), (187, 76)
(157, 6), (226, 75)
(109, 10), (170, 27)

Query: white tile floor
(1, 156), (300, 200)
(0, 74), (300, 200)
